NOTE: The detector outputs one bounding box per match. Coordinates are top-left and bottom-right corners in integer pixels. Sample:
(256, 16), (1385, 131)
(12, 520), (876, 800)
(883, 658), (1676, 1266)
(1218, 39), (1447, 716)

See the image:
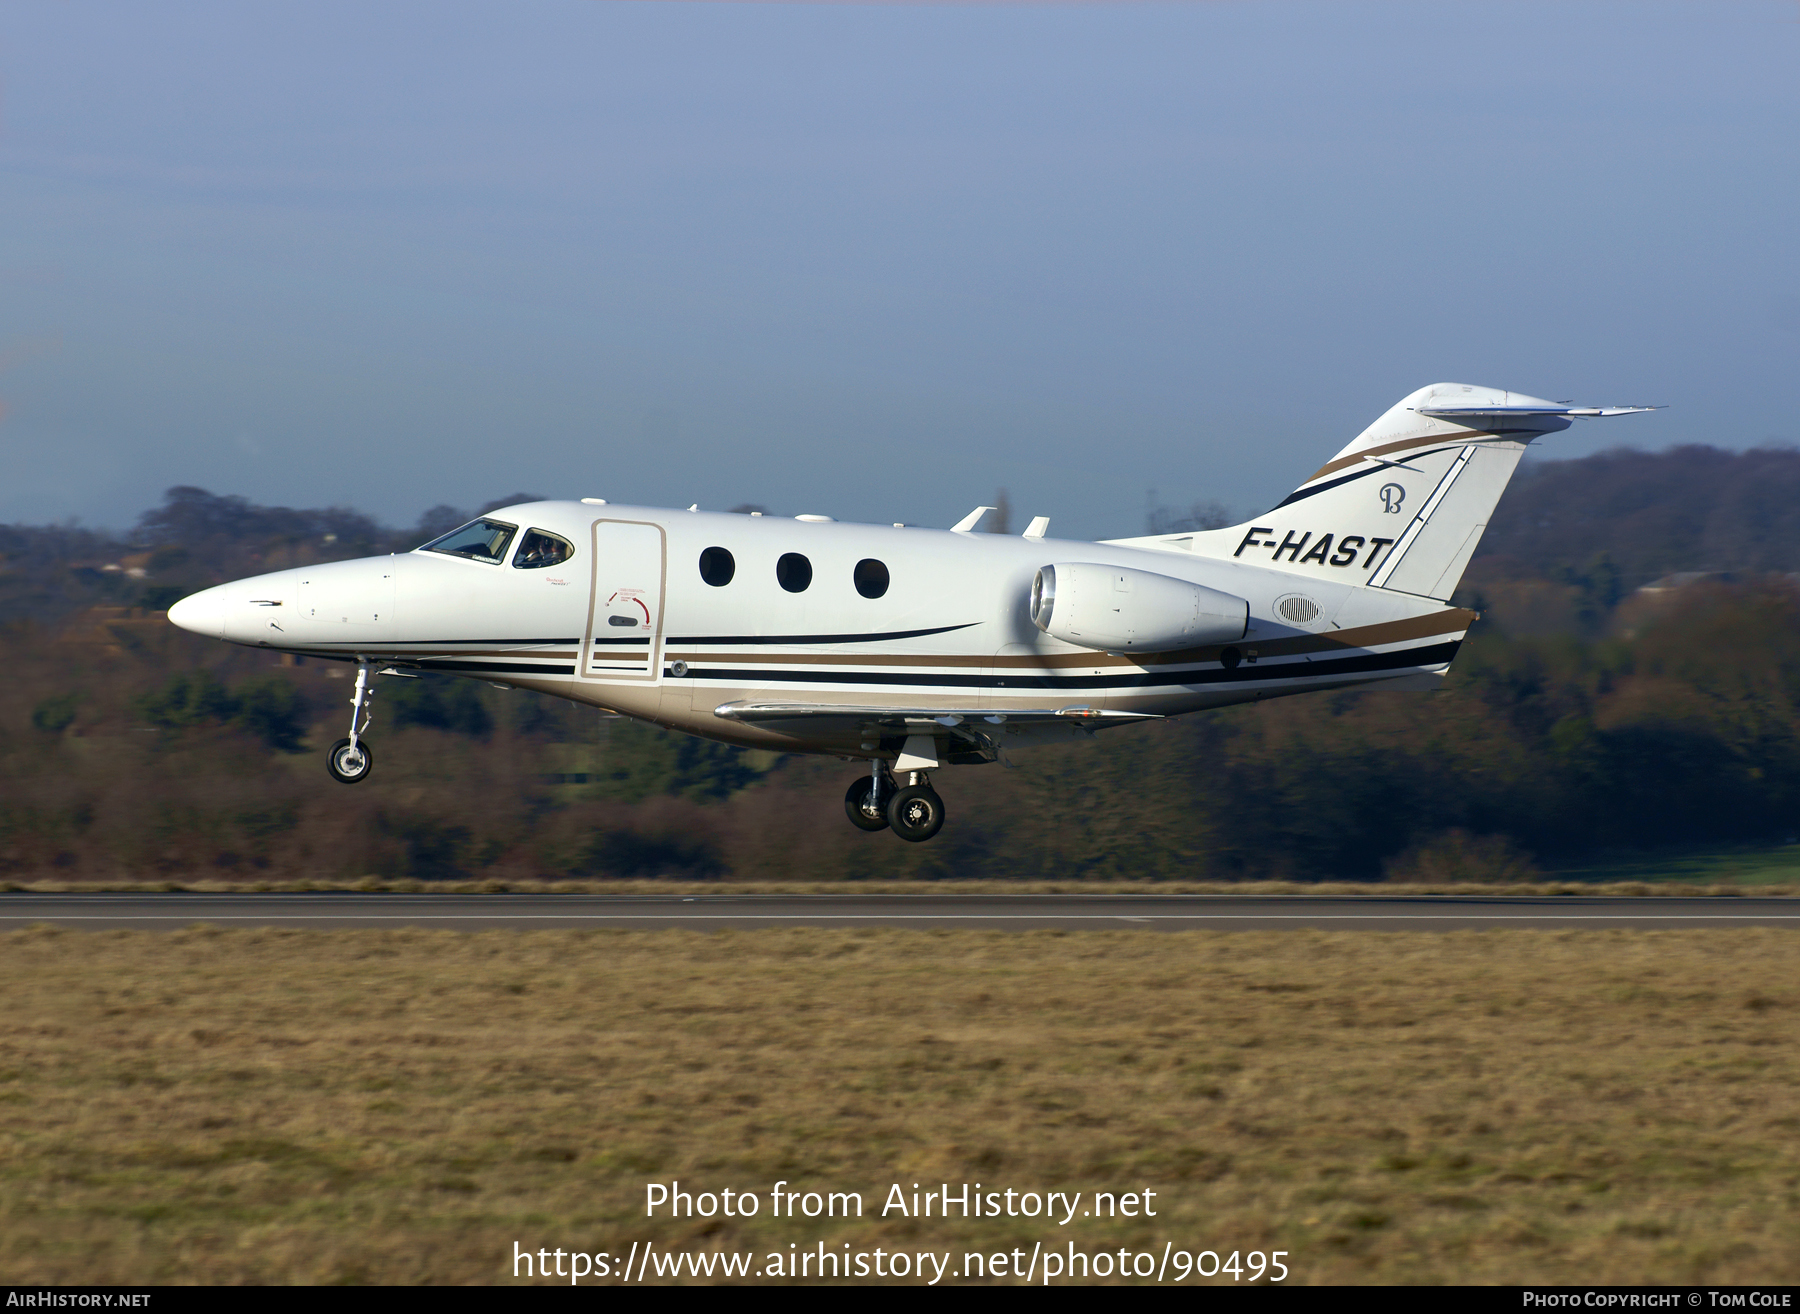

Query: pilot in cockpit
(514, 529), (573, 570)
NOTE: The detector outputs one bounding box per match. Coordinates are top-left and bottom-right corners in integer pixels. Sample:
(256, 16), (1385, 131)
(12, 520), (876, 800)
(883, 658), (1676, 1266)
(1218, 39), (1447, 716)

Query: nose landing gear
(845, 763), (945, 842)
(326, 659), (376, 784)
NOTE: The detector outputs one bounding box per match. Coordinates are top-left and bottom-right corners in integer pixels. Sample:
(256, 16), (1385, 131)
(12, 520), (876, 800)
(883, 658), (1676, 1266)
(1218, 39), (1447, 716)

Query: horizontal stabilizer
(1413, 404), (1662, 420)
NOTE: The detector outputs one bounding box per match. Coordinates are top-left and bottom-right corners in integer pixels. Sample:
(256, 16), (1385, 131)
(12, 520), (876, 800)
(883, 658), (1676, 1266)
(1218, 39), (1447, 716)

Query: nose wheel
(326, 658), (377, 784)
(327, 737), (374, 783)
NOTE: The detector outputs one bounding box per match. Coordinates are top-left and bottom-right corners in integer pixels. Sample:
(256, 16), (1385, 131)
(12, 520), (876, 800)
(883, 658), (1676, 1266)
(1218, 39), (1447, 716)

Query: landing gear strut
(844, 760), (892, 832)
(326, 658), (376, 784)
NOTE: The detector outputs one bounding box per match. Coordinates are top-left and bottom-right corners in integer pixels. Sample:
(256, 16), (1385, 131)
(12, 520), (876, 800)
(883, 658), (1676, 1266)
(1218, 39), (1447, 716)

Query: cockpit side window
(420, 518), (518, 565)
(513, 528), (575, 570)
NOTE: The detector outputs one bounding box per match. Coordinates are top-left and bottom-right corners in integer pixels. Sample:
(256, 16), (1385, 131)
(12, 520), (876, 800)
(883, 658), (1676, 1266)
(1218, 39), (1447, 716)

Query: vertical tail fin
(1176, 383), (1656, 602)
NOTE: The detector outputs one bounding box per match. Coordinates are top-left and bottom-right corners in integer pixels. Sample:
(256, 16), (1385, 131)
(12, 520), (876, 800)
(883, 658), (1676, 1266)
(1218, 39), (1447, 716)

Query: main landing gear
(327, 659), (376, 784)
(844, 761), (945, 843)
(844, 766), (890, 832)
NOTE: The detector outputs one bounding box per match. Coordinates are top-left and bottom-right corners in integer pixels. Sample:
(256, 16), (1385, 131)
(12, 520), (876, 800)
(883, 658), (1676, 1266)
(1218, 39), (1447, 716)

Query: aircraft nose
(167, 588), (226, 638)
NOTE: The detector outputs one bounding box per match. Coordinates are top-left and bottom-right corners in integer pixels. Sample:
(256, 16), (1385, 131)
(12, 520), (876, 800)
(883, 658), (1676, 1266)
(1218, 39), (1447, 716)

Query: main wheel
(844, 777), (890, 831)
(327, 737), (374, 784)
(887, 784), (945, 843)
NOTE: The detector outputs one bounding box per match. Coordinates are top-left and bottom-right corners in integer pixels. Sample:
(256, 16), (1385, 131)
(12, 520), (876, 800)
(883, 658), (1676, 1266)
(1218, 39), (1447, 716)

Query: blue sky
(2, 1), (1795, 539)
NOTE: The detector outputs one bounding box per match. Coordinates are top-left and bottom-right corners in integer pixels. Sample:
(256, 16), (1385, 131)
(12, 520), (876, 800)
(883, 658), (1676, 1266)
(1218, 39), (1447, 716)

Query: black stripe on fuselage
(679, 641), (1460, 691)
(376, 638), (582, 646)
(415, 660), (577, 676)
(665, 623), (978, 646)
(270, 647), (576, 675)
(292, 624), (977, 651)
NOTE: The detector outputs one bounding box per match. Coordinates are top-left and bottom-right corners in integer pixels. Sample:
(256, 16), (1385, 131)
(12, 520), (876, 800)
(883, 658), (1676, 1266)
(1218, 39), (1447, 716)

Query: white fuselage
(170, 500), (1470, 762)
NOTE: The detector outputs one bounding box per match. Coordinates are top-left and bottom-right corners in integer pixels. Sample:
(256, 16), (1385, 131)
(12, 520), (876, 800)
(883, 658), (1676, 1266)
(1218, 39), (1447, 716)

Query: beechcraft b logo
(1379, 483), (1405, 514)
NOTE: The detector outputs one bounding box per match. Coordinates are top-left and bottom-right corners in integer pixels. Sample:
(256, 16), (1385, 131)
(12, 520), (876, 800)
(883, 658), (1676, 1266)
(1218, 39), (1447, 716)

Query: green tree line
(5, 576), (1800, 883)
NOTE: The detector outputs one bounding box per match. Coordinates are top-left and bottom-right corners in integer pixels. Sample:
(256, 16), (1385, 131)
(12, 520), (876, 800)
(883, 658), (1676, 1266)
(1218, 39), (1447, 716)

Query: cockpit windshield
(420, 518), (518, 565)
(513, 528), (575, 570)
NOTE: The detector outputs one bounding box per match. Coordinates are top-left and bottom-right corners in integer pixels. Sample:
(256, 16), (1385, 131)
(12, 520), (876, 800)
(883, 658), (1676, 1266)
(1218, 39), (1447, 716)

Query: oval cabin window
(854, 558), (889, 599)
(776, 553), (812, 593)
(699, 546), (735, 587)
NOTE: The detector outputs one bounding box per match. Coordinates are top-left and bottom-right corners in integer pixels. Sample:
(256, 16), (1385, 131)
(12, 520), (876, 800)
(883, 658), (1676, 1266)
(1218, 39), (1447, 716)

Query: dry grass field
(2, 926), (1797, 1285)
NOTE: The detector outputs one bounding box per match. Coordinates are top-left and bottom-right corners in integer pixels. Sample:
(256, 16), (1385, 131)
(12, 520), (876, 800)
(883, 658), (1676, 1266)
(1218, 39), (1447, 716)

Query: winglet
(1022, 516), (1050, 539)
(951, 506), (995, 532)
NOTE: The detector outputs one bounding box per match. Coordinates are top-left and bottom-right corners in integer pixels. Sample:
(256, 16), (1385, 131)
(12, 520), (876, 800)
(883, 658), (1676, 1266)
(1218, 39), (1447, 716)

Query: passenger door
(580, 520), (667, 682)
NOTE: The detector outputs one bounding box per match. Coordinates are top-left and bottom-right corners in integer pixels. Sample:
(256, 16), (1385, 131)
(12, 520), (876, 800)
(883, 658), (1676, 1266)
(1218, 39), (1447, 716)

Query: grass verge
(1, 927), (1796, 1284)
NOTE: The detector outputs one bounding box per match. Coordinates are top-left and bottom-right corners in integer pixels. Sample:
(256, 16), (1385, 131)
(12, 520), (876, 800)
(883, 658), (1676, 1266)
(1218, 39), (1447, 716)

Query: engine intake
(1030, 563), (1248, 653)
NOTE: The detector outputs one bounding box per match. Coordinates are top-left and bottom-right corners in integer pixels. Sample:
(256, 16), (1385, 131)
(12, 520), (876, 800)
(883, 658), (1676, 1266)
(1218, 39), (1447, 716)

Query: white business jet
(169, 383), (1653, 842)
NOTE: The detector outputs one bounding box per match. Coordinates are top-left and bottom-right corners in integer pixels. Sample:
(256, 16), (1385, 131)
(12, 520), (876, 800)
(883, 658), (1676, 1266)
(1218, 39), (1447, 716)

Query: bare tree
(1144, 493), (1232, 536)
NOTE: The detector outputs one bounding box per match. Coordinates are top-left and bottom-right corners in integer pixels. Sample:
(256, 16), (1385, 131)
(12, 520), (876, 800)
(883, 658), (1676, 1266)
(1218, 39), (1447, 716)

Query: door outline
(579, 518), (668, 683)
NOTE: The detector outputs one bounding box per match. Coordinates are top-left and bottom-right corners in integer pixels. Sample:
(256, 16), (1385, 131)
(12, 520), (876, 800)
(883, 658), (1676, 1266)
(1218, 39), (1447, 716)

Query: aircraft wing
(712, 701), (1161, 728)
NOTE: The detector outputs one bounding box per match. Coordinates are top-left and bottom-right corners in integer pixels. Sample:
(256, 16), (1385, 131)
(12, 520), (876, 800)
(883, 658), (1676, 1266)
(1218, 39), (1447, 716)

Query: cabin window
(699, 546), (735, 587)
(854, 558), (889, 599)
(421, 518), (517, 565)
(776, 552), (812, 593)
(513, 528), (575, 569)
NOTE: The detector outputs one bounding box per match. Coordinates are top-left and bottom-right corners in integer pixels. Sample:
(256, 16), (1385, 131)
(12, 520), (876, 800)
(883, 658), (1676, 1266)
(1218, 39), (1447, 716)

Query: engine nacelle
(1029, 563), (1248, 653)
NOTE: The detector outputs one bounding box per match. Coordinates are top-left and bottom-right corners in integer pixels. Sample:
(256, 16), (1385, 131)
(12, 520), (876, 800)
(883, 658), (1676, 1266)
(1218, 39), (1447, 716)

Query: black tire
(326, 737), (374, 784)
(887, 784), (945, 843)
(844, 776), (890, 832)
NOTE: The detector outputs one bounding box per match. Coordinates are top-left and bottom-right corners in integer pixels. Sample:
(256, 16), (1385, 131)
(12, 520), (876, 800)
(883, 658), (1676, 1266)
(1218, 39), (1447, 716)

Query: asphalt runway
(1, 892), (1797, 931)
